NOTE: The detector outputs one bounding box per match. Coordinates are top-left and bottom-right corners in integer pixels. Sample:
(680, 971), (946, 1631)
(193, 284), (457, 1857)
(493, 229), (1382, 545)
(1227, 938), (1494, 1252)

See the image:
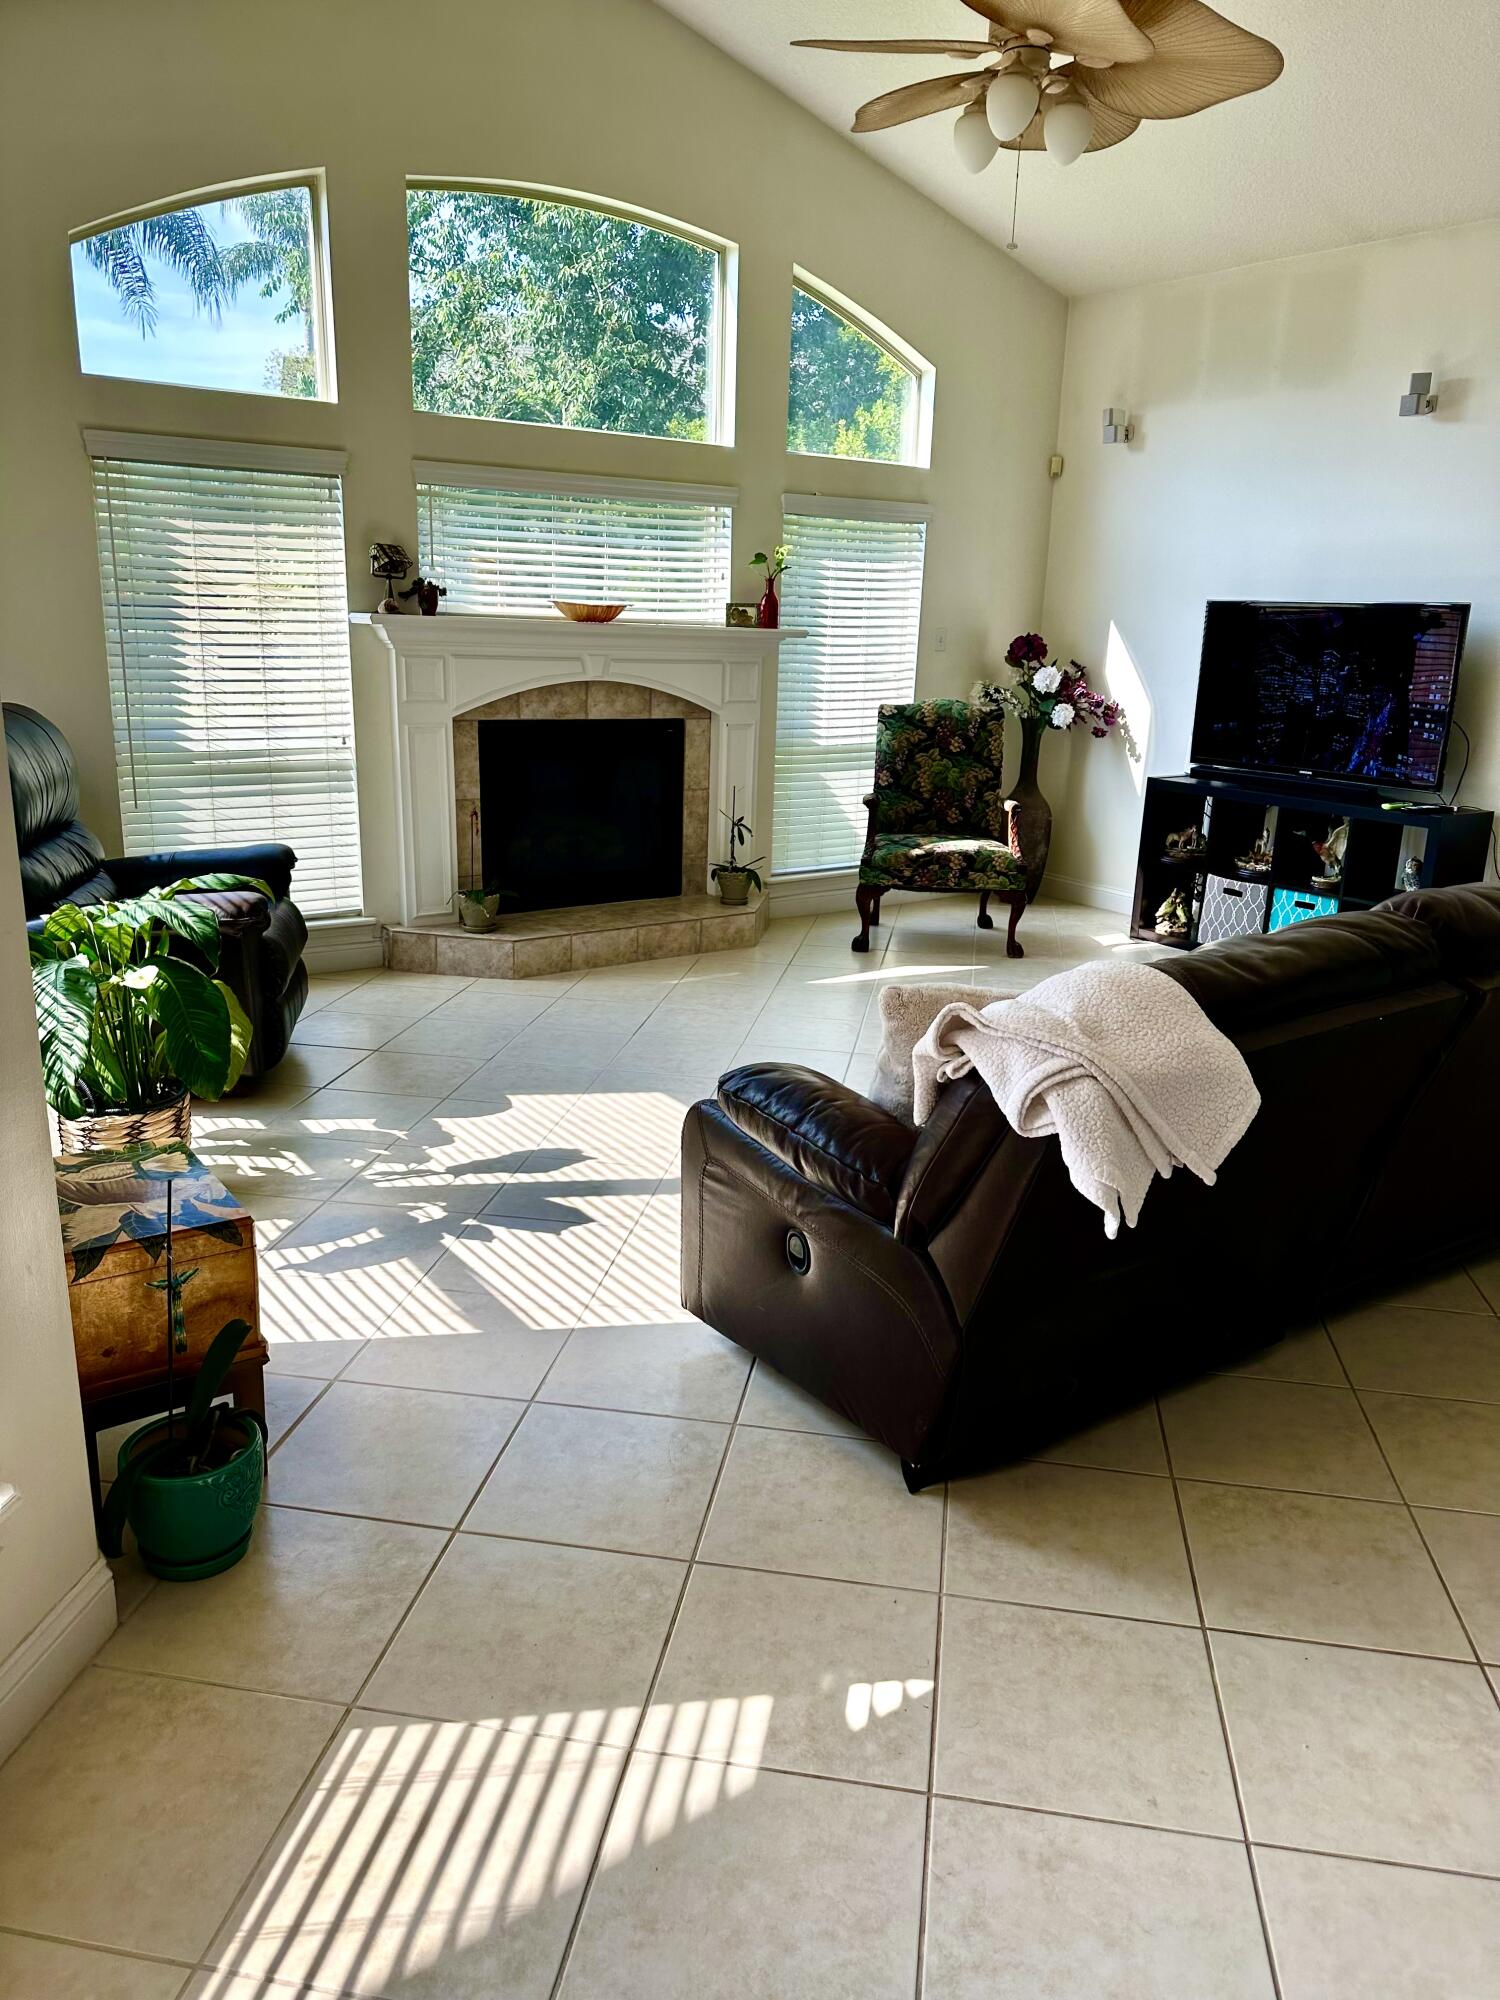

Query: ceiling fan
(793, 0), (1283, 171)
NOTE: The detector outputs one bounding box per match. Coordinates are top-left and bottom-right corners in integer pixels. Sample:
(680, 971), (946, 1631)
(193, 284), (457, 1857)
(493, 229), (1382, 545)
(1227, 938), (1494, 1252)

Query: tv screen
(1190, 600), (1469, 791)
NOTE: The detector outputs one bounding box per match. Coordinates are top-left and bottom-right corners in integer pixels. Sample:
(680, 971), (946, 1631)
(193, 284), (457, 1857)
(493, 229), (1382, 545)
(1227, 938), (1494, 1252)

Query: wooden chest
(53, 1145), (264, 1399)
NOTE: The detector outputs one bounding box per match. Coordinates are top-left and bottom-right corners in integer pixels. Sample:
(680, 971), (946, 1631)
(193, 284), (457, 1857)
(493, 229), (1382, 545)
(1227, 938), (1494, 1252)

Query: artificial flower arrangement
(972, 633), (1123, 737)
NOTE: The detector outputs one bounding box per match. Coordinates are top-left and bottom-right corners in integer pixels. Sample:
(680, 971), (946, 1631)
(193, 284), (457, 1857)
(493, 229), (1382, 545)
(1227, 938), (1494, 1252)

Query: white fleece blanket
(912, 960), (1260, 1237)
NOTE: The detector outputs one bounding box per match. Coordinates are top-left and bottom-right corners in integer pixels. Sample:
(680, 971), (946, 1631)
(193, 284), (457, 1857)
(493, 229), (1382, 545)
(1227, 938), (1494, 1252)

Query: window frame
(69, 170), (338, 403)
(84, 427), (365, 920)
(406, 178), (738, 448)
(413, 460), (737, 623)
(787, 267), (934, 471)
(771, 491), (933, 881)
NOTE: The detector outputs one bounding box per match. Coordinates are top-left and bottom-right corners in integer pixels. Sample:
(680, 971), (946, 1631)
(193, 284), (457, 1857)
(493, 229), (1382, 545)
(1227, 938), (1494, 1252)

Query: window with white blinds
(772, 497), (929, 875)
(89, 434), (363, 919)
(414, 464), (734, 620)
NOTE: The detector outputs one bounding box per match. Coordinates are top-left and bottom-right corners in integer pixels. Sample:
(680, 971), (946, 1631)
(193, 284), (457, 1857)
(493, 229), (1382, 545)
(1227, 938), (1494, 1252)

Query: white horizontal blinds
(415, 471), (733, 620)
(772, 500), (929, 875)
(91, 449), (363, 919)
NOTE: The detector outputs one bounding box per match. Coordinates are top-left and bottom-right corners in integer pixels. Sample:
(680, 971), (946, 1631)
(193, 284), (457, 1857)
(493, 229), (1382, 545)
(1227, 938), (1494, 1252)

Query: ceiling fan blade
(792, 39), (999, 58)
(851, 71), (988, 134)
(1000, 94), (1142, 150)
(1085, 0), (1283, 118)
(959, 0), (1154, 66)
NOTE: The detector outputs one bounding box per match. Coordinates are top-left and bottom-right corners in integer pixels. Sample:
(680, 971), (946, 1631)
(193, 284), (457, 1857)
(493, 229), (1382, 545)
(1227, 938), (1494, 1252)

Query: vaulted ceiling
(651, 0), (1500, 295)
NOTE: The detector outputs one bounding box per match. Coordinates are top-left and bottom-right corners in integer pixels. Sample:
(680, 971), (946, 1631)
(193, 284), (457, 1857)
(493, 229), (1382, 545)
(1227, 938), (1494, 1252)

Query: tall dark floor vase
(1009, 717), (1052, 905)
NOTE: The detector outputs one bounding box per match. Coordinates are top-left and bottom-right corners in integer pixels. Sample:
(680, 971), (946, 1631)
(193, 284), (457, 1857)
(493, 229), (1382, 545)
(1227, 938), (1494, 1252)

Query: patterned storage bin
(1269, 886), (1339, 932)
(1199, 875), (1268, 945)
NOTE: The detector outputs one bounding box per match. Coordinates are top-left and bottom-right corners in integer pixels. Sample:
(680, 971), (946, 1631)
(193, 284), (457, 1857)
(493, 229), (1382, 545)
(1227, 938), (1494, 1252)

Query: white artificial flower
(1049, 701), (1076, 730)
(1032, 663), (1063, 694)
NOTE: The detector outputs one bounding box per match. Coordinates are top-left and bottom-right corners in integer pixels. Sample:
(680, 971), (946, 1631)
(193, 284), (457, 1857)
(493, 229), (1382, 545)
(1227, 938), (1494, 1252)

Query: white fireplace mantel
(353, 612), (803, 926)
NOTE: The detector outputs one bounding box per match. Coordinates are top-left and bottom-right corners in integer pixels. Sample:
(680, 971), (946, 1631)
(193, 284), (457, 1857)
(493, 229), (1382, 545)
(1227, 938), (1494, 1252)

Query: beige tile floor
(4, 895), (1500, 1997)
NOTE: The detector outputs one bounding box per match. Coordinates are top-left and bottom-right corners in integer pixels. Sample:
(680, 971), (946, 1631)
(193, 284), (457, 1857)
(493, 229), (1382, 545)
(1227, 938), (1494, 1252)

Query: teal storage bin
(1269, 886), (1338, 932)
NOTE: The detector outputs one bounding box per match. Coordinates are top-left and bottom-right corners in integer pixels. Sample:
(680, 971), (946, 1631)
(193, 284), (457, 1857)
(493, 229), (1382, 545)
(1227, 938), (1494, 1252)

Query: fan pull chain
(1006, 146), (1022, 251)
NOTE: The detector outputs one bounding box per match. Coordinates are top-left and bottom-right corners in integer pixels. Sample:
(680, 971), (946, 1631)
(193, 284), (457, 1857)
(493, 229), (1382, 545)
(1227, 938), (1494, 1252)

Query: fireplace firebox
(478, 718), (686, 913)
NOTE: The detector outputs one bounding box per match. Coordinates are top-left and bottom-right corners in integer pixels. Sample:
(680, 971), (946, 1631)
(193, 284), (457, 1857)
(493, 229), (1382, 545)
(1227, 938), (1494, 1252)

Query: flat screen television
(1189, 600), (1469, 792)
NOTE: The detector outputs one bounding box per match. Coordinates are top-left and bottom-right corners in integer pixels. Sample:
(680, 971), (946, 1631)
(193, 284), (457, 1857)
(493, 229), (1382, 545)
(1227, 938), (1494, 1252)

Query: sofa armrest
(715, 1063), (917, 1225)
(106, 843), (298, 903)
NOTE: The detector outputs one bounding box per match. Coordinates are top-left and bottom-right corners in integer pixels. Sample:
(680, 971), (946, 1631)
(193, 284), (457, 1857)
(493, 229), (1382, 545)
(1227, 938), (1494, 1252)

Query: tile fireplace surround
(357, 613), (800, 978)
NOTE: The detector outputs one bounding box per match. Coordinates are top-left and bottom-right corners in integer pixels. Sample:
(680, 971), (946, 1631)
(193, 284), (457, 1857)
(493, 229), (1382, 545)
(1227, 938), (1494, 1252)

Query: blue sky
(71, 194), (311, 397)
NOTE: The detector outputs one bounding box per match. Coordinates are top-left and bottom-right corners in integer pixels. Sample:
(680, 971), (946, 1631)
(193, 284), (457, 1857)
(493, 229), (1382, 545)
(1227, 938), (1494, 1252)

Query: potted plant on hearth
(31, 875), (263, 1152)
(972, 634), (1123, 902)
(711, 789), (764, 907)
(100, 1172), (264, 1580)
(454, 811), (515, 931)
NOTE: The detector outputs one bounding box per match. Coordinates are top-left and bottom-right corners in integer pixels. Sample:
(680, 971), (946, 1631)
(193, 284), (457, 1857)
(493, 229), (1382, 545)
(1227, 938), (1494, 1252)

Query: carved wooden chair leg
(1005, 893), (1026, 959)
(852, 882), (879, 952)
(871, 891), (884, 927)
(977, 890), (995, 931)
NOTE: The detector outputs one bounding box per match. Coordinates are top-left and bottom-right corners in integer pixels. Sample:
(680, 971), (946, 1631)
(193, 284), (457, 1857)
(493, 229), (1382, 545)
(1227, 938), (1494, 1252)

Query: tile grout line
(544, 1353), (760, 1998)
(1323, 1314), (1500, 1715)
(1154, 1398), (1286, 2000)
(913, 1481), (950, 2000)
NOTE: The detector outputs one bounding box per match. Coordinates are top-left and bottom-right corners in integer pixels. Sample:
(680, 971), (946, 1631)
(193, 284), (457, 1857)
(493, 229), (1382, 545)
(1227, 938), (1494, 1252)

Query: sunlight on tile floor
(4, 897), (1499, 1997)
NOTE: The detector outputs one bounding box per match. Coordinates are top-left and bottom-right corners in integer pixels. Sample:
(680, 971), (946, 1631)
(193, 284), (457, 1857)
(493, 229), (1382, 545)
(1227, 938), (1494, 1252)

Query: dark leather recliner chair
(682, 886), (1500, 1487)
(5, 703), (309, 1079)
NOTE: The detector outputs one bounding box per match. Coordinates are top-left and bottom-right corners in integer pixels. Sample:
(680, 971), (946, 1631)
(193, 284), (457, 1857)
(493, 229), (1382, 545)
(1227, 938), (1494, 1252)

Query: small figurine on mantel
(370, 542), (411, 614)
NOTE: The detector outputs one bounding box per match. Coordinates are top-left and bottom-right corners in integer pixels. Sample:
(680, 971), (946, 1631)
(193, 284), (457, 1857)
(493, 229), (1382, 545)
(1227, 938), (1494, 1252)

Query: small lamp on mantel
(370, 542), (412, 612)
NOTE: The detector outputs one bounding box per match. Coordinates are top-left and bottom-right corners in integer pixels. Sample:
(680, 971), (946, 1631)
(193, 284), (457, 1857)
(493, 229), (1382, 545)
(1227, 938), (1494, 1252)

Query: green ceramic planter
(117, 1413), (265, 1580)
(714, 870), (754, 907)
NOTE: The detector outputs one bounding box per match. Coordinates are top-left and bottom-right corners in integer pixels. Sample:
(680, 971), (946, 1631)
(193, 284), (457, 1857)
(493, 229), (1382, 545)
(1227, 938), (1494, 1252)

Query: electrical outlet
(934, 627), (947, 654)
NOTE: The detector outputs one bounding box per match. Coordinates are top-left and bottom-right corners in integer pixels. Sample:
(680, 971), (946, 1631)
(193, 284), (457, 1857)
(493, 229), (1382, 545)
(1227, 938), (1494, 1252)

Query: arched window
(787, 274), (931, 468)
(70, 178), (332, 400)
(407, 184), (734, 444)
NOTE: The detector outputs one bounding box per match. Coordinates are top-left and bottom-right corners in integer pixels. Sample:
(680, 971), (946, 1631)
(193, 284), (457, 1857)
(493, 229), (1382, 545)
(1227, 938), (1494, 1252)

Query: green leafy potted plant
(711, 789), (764, 907)
(454, 808), (514, 932)
(31, 877), (263, 1152)
(101, 1176), (264, 1580)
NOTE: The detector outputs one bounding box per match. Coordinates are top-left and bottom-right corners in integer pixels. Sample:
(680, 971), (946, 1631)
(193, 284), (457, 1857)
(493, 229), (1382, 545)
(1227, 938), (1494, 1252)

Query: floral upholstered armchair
(853, 699), (1027, 957)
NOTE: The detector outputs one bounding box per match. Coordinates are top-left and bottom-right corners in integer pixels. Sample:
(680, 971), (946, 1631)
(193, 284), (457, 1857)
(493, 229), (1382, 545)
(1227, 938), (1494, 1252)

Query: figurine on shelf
(1164, 825), (1207, 860)
(1236, 823), (1274, 875)
(1401, 855), (1422, 893)
(1155, 887), (1191, 937)
(1311, 819), (1349, 891)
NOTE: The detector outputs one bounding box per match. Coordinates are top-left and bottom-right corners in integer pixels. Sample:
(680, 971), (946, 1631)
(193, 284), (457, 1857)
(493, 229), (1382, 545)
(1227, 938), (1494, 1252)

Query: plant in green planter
(100, 1177), (264, 1580)
(30, 875), (263, 1148)
(454, 807), (515, 931)
(710, 789), (764, 907)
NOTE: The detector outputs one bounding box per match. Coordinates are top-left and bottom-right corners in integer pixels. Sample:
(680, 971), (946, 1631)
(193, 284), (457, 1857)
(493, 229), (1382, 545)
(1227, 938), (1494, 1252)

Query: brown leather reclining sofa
(681, 886), (1500, 1488)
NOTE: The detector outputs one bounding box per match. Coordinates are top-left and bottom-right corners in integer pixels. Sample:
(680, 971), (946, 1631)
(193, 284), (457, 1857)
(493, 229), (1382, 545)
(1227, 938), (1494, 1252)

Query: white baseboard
(0, 1557), (117, 1765)
(769, 874), (923, 921)
(303, 917), (386, 975)
(1043, 873), (1132, 916)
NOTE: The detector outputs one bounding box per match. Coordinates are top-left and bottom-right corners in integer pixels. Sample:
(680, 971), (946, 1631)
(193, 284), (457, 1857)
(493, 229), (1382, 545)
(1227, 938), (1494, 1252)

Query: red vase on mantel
(757, 578), (780, 630)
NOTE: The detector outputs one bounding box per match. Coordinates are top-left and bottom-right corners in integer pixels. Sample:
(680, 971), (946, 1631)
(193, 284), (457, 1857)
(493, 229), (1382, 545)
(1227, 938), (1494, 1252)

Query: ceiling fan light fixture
(1043, 92), (1093, 163)
(985, 67), (1042, 142)
(954, 96), (1001, 172)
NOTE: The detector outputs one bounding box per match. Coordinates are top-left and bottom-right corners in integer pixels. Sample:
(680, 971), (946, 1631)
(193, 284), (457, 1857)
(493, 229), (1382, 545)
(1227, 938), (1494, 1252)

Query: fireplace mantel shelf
(356, 610), (789, 927)
(351, 612), (806, 652)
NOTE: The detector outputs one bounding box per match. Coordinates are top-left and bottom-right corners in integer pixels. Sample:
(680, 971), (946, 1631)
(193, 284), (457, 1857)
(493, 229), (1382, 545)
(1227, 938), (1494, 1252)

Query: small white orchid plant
(972, 632), (1122, 737)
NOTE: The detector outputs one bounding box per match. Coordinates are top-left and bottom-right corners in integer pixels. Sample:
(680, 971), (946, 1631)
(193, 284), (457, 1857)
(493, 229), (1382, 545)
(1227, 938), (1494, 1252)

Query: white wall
(0, 0), (1067, 920)
(1040, 219), (1500, 908)
(0, 755), (115, 1761)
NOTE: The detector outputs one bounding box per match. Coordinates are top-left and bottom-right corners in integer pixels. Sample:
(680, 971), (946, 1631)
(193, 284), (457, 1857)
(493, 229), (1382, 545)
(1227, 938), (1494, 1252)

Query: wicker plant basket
(57, 1092), (192, 1156)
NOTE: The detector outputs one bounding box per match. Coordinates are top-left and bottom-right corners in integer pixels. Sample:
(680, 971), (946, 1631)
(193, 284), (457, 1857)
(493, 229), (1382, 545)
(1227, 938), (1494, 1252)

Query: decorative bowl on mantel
(553, 600), (626, 623)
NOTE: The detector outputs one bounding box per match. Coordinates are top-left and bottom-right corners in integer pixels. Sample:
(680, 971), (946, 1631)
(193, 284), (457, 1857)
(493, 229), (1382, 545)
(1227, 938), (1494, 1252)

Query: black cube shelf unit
(1132, 773), (1494, 951)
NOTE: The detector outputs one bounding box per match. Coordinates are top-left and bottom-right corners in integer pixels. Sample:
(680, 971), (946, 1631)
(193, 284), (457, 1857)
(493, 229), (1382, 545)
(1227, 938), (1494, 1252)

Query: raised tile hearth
(384, 890), (766, 977)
